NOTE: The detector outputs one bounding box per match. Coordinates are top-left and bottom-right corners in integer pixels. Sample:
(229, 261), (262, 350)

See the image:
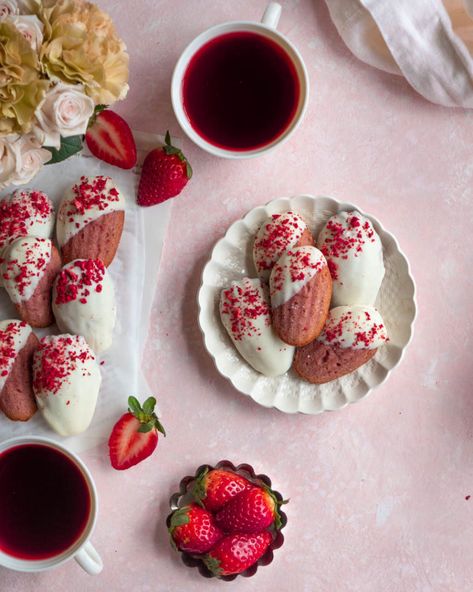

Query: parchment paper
(0, 132), (170, 452)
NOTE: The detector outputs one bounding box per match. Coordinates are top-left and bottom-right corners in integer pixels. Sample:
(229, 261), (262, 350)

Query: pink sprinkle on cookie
(55, 259), (105, 305)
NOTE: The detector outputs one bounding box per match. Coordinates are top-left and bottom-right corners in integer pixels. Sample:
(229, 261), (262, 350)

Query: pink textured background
(3, 1), (473, 591)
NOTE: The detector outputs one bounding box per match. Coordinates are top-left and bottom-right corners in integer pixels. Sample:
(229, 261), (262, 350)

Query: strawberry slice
(86, 109), (137, 170)
(108, 396), (165, 470)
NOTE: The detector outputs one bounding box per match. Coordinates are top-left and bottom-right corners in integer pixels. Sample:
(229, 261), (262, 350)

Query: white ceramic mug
(0, 436), (103, 575)
(171, 2), (309, 159)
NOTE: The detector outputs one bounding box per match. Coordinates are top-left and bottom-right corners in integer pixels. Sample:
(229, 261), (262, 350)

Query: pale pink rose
(10, 15), (43, 51)
(0, 135), (17, 190)
(9, 133), (51, 187)
(0, 0), (18, 21)
(35, 83), (95, 149)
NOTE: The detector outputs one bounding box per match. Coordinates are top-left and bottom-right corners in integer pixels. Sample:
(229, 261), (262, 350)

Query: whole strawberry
(215, 486), (283, 534)
(169, 504), (223, 554)
(137, 131), (192, 207)
(203, 531), (273, 576)
(108, 396), (165, 470)
(192, 468), (252, 513)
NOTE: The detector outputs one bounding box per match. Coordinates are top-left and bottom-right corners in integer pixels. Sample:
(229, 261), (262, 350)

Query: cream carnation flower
(35, 83), (94, 149)
(0, 21), (49, 135)
(39, 0), (129, 105)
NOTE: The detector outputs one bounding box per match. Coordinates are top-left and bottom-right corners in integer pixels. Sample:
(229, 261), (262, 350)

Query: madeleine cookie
(56, 176), (125, 266)
(0, 320), (38, 421)
(220, 278), (294, 376)
(0, 189), (55, 254)
(33, 335), (102, 436)
(270, 247), (332, 347)
(1, 237), (62, 328)
(317, 211), (385, 307)
(52, 259), (116, 353)
(253, 212), (314, 282)
(293, 305), (388, 383)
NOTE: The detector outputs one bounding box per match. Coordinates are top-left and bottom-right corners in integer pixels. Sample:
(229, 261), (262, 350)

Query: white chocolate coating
(33, 334), (101, 436)
(317, 211), (385, 307)
(318, 305), (388, 350)
(0, 189), (55, 254)
(52, 259), (116, 353)
(56, 175), (125, 248)
(220, 278), (294, 376)
(270, 246), (327, 309)
(253, 212), (307, 282)
(1, 237), (52, 303)
(0, 320), (33, 391)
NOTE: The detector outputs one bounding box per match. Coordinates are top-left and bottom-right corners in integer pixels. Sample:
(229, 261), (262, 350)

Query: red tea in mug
(182, 31), (300, 151)
(0, 444), (91, 560)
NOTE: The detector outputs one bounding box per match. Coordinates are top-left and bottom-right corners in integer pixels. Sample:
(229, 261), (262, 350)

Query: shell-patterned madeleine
(220, 278), (294, 376)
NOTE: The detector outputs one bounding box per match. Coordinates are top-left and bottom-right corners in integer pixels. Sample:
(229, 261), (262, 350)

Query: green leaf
(192, 467), (209, 506)
(170, 508), (191, 529)
(185, 161), (193, 179)
(127, 396), (142, 416)
(154, 417), (166, 437)
(142, 396), (156, 415)
(137, 421), (154, 433)
(45, 135), (83, 164)
(203, 554), (222, 576)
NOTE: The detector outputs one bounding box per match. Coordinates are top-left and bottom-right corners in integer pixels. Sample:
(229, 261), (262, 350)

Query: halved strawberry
(108, 396), (165, 470)
(86, 109), (137, 169)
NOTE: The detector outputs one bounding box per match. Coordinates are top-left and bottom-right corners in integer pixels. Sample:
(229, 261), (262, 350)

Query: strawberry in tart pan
(167, 460), (287, 581)
(56, 175), (125, 267)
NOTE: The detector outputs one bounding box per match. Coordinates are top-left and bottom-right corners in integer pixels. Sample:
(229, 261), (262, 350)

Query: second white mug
(0, 436), (103, 576)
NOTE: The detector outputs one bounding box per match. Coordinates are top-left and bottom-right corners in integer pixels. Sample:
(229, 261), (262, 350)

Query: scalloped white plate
(198, 196), (417, 414)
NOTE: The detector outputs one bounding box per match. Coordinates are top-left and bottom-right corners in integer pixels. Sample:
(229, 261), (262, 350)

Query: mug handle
(261, 2), (282, 29)
(74, 541), (103, 575)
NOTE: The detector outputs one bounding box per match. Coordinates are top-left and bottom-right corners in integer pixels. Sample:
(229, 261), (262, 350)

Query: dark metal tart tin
(167, 459), (287, 581)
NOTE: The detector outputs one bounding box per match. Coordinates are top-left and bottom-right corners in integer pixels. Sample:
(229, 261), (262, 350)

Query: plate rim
(197, 194), (418, 415)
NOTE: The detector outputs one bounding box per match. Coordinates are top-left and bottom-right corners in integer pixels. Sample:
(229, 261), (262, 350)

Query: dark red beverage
(182, 31), (300, 151)
(0, 444), (91, 560)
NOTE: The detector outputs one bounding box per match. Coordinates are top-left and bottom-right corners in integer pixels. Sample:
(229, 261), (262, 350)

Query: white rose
(0, 0), (18, 21)
(0, 135), (17, 190)
(35, 83), (95, 149)
(10, 15), (43, 52)
(9, 133), (51, 186)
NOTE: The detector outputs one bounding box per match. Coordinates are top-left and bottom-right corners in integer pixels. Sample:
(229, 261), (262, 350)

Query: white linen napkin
(324, 0), (473, 108)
